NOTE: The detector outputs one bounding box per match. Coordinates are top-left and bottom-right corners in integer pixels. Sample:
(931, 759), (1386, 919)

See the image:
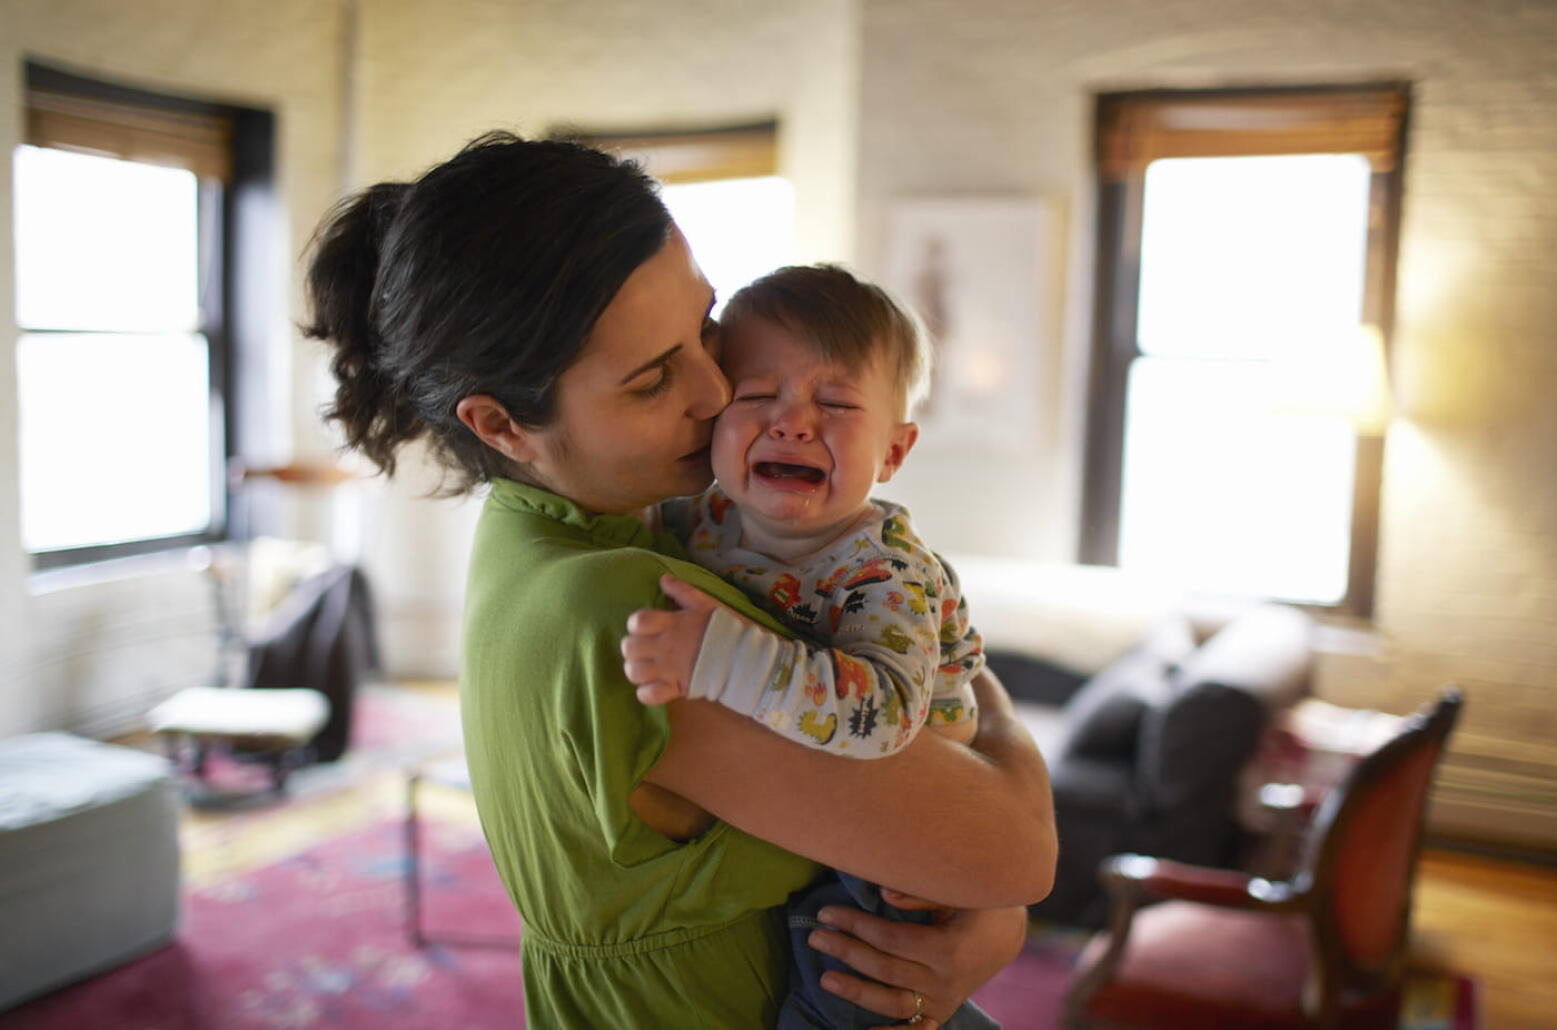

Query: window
(1082, 86), (1408, 614)
(556, 123), (795, 313)
(14, 63), (274, 569)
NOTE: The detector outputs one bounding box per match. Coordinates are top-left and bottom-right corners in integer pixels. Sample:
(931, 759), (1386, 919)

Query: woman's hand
(806, 898), (1028, 1028)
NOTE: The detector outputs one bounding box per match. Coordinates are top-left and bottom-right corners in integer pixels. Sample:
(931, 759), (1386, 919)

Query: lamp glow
(1273, 324), (1393, 435)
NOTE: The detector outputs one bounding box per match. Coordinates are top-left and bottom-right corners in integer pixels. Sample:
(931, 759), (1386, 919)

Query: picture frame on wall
(881, 197), (1052, 450)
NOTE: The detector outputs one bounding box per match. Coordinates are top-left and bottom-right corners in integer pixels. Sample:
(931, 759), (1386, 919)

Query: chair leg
(405, 772), (426, 947)
(1063, 872), (1147, 1029)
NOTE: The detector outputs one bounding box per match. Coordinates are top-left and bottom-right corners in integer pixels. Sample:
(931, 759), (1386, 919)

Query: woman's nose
(686, 348), (731, 419)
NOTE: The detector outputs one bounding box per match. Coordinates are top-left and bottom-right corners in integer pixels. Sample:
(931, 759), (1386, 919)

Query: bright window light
(1118, 154), (1372, 604)
(1119, 358), (1356, 604)
(14, 144), (201, 332)
(13, 143), (215, 557)
(1137, 154), (1370, 360)
(662, 176), (795, 316)
(18, 333), (214, 552)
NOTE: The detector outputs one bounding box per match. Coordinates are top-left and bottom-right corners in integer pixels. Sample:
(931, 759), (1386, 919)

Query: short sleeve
(551, 550), (792, 868)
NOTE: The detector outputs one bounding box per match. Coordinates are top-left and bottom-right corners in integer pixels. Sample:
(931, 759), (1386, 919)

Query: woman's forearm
(647, 668), (1057, 908)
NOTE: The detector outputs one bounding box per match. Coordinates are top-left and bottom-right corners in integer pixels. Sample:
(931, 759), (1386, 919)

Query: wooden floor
(1412, 848), (1557, 1030)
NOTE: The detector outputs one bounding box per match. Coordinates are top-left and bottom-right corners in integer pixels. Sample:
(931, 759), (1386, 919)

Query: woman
(306, 131), (1056, 1028)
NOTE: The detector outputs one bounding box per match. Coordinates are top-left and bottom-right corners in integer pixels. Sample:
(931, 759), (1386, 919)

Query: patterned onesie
(662, 485), (984, 757)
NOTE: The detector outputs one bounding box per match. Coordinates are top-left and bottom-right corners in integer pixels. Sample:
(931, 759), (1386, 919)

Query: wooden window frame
(550, 120), (778, 184)
(19, 61), (275, 570)
(1080, 84), (1410, 617)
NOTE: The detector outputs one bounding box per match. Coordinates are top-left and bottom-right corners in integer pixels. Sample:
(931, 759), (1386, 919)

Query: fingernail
(808, 930), (830, 952)
(817, 908), (839, 926)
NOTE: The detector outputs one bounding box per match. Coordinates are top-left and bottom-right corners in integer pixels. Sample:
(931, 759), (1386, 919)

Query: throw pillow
(1061, 615), (1197, 760)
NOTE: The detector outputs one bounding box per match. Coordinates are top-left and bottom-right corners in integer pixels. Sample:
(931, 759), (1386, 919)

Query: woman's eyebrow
(618, 345), (682, 385)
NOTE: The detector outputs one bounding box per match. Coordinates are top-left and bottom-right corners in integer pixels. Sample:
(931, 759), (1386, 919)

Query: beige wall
(856, 0), (1557, 850)
(0, 0), (346, 735)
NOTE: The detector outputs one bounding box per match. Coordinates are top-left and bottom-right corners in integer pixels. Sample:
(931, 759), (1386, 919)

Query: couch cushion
(1061, 616), (1197, 760)
(1169, 604), (1313, 710)
(986, 650), (1088, 707)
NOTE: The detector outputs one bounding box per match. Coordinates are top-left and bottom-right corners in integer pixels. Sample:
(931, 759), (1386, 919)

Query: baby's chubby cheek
(708, 411), (746, 488)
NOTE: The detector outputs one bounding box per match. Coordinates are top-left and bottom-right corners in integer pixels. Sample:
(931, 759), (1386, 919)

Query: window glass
(14, 144), (201, 333)
(661, 175), (795, 316)
(18, 332), (214, 553)
(1118, 357), (1355, 604)
(1136, 154), (1371, 361)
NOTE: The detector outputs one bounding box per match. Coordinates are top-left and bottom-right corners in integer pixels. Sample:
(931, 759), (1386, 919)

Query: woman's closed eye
(633, 363), (674, 398)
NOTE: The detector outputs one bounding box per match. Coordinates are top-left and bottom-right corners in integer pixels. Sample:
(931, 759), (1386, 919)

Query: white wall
(0, 0), (346, 735)
(854, 0), (1557, 851)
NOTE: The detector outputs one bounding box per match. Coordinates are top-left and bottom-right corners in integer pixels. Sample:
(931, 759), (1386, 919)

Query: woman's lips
(678, 444), (712, 465)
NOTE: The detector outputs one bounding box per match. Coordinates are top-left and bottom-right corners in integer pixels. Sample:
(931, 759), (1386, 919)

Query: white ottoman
(0, 733), (181, 1011)
(147, 686), (330, 796)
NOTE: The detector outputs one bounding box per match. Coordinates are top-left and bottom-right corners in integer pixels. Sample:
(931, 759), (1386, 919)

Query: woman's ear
(455, 395), (540, 465)
(876, 422), (920, 483)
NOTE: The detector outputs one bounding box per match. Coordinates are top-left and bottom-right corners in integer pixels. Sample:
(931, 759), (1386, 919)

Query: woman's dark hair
(303, 131), (672, 493)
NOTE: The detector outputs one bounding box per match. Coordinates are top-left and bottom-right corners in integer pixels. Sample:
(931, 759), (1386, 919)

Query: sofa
(950, 560), (1315, 927)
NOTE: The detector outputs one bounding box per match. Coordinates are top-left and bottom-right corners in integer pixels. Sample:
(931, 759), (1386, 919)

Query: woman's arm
(643, 666), (1056, 909)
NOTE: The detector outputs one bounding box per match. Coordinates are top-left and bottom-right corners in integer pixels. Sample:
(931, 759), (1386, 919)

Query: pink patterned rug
(0, 685), (1476, 1029)
(0, 809), (1476, 1029)
(0, 815), (1476, 1030)
(0, 811), (1085, 1029)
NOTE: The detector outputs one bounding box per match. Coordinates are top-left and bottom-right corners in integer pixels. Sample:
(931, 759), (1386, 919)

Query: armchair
(1063, 686), (1463, 1030)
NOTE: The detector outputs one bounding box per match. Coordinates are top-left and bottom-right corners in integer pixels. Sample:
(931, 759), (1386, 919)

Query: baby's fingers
(634, 680), (685, 706)
(658, 574), (723, 613)
(625, 608), (677, 636)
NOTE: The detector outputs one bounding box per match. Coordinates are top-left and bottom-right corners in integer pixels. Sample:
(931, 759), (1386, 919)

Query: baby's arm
(623, 548), (976, 757)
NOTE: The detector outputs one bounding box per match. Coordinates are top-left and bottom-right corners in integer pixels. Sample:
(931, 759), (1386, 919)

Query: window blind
(1098, 87), (1408, 179)
(563, 122), (778, 184)
(26, 87), (233, 182)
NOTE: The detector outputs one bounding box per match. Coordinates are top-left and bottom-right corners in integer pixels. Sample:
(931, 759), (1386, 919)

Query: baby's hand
(620, 574), (719, 705)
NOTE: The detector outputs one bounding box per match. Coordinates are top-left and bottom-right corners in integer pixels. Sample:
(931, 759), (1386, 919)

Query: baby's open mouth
(754, 461), (826, 485)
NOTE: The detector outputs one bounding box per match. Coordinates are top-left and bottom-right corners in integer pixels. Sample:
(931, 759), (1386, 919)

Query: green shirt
(461, 478), (822, 1028)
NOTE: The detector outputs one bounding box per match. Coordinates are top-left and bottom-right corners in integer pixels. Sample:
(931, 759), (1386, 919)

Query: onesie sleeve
(927, 554), (985, 728)
(687, 538), (968, 757)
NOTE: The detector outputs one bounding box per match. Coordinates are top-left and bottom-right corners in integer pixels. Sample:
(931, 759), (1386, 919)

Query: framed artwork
(881, 197), (1053, 449)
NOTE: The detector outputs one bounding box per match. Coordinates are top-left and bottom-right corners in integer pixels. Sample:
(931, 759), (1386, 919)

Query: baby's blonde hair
(721, 264), (931, 419)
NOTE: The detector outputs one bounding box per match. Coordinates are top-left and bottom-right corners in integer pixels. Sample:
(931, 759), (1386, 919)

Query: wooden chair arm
(1101, 853), (1304, 912)
(1065, 856), (1307, 1028)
